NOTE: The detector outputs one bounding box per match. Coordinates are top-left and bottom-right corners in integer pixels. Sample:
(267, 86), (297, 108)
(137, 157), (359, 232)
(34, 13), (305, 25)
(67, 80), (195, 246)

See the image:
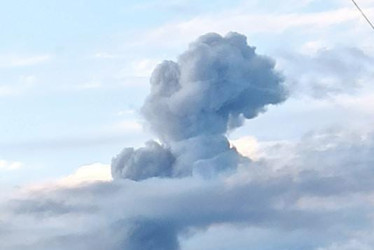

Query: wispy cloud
(0, 54), (51, 68)
(0, 160), (23, 171)
(111, 120), (143, 133)
(0, 75), (38, 96)
(133, 7), (363, 49)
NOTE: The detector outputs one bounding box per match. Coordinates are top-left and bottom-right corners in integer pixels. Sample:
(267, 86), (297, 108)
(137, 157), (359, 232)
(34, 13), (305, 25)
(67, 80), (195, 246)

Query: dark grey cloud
(115, 218), (180, 250)
(112, 32), (286, 180)
(112, 141), (175, 181)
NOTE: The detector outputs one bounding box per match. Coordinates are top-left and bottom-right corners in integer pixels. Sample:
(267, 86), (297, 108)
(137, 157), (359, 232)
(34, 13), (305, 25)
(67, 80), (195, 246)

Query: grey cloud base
(3, 130), (374, 250)
(112, 32), (286, 180)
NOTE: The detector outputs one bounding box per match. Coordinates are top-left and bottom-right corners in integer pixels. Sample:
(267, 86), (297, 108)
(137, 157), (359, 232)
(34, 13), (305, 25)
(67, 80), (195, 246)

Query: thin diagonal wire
(351, 0), (374, 30)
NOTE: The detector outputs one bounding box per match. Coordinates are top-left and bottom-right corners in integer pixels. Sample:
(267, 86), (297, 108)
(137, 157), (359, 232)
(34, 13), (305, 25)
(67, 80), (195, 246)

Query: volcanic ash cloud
(112, 32), (287, 181)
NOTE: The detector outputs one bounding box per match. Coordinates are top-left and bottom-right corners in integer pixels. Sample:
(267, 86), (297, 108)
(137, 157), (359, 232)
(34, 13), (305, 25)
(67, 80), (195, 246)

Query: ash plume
(112, 32), (287, 181)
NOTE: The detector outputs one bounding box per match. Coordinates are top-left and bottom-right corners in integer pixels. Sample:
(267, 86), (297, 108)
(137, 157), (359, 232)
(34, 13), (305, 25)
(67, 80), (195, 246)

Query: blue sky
(1, 0), (373, 185)
(1, 1), (374, 249)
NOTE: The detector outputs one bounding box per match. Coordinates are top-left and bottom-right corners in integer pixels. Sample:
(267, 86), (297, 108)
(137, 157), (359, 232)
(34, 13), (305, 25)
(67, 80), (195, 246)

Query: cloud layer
(3, 129), (374, 250)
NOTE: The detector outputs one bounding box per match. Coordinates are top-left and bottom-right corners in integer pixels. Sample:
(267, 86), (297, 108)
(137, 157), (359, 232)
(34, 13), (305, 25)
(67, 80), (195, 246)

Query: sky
(1, 0), (374, 249)
(0, 0), (373, 185)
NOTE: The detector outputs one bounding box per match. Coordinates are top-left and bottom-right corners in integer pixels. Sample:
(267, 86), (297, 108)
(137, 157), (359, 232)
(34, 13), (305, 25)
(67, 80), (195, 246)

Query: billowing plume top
(112, 32), (287, 181)
(142, 32), (287, 142)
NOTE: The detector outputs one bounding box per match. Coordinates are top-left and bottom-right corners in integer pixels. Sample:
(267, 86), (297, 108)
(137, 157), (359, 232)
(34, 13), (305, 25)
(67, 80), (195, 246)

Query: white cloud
(116, 109), (136, 117)
(334, 93), (374, 115)
(58, 163), (112, 186)
(22, 163), (112, 192)
(131, 59), (160, 77)
(230, 136), (260, 160)
(75, 81), (102, 90)
(277, 46), (374, 99)
(318, 239), (373, 250)
(111, 120), (143, 132)
(93, 52), (122, 59)
(301, 40), (329, 54)
(0, 75), (39, 96)
(0, 160), (23, 171)
(0, 54), (51, 68)
(136, 7), (362, 49)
